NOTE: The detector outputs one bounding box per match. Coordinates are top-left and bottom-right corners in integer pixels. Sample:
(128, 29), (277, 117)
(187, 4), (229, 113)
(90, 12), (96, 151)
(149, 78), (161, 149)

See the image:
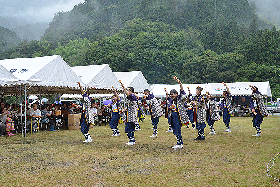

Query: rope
(267, 152), (280, 182)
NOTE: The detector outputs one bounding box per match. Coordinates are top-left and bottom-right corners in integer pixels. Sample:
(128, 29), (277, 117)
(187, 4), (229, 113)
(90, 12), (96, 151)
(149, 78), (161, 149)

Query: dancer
(108, 87), (121, 136)
(119, 80), (138, 145)
(249, 85), (268, 137)
(164, 88), (173, 133)
(167, 76), (189, 149)
(143, 89), (163, 138)
(220, 82), (233, 132)
(206, 92), (220, 135)
(134, 97), (142, 131)
(186, 87), (195, 130)
(192, 86), (207, 140)
(78, 82), (92, 143)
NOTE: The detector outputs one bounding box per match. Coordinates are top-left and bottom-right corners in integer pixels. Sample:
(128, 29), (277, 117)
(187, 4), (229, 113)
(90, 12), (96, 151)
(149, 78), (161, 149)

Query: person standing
(143, 89), (163, 138)
(164, 88), (173, 133)
(78, 82), (93, 143)
(206, 92), (220, 135)
(119, 80), (138, 145)
(167, 76), (189, 150)
(6, 112), (15, 136)
(108, 88), (121, 136)
(220, 82), (233, 132)
(249, 85), (268, 137)
(192, 86), (207, 140)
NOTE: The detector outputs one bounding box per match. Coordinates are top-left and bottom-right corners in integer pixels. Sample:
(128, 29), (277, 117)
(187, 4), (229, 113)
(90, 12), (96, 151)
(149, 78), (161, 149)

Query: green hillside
(0, 26), (21, 54)
(0, 0), (279, 98)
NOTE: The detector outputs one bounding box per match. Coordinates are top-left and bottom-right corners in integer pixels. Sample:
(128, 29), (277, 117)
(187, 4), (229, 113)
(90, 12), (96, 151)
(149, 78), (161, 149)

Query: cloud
(1, 0), (85, 23)
(249, 0), (280, 24)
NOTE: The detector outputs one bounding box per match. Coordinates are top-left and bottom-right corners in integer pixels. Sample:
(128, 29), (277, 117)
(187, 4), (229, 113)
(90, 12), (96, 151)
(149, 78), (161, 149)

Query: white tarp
(150, 82), (272, 97)
(0, 55), (81, 88)
(113, 71), (150, 93)
(71, 64), (121, 90)
(205, 82), (272, 97)
(0, 65), (18, 85)
(150, 84), (207, 98)
(61, 93), (124, 99)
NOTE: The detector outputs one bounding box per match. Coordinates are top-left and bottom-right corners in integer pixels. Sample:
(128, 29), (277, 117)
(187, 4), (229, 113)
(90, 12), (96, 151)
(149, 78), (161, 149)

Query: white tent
(150, 82), (272, 97)
(0, 65), (18, 85)
(205, 82), (272, 97)
(0, 55), (83, 94)
(150, 84), (207, 98)
(113, 71), (150, 93)
(71, 64), (121, 90)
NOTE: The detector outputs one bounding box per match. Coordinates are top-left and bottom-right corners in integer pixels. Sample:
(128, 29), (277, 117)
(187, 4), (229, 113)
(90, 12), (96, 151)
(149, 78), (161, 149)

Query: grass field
(0, 115), (279, 187)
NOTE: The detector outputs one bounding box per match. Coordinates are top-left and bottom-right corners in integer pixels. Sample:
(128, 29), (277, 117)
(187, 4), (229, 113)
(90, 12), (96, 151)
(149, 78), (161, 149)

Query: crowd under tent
(71, 64), (121, 92)
(113, 71), (150, 93)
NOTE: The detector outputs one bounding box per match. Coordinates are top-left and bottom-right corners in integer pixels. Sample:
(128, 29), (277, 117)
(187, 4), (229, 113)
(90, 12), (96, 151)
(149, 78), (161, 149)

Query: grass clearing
(0, 115), (279, 186)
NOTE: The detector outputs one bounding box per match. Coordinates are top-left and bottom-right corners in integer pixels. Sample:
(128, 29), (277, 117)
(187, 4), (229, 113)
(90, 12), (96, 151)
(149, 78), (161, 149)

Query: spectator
(28, 104), (41, 132)
(0, 102), (5, 114)
(6, 112), (15, 136)
(89, 102), (97, 126)
(41, 105), (55, 131)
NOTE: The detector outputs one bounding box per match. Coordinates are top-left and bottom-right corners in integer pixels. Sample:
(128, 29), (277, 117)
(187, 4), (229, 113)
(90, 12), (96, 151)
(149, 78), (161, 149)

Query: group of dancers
(77, 76), (269, 150)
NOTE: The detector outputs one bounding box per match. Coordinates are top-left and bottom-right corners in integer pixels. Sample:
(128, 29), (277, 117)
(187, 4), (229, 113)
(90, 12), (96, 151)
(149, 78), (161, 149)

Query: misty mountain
(13, 23), (50, 41)
(0, 26), (21, 54)
(249, 0), (280, 28)
(43, 0), (262, 44)
(0, 17), (49, 41)
(0, 0), (85, 41)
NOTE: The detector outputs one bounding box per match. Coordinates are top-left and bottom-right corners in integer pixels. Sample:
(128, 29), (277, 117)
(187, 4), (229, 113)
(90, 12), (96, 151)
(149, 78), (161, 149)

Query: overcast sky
(0, 0), (85, 23)
(0, 0), (279, 25)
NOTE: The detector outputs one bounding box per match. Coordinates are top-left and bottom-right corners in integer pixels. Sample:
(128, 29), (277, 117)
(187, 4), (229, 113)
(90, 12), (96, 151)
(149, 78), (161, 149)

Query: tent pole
(24, 84), (27, 138)
(20, 84), (23, 137)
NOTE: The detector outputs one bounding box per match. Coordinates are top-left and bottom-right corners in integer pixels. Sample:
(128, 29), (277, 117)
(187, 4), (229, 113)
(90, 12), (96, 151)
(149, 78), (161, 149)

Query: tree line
(0, 0), (279, 99)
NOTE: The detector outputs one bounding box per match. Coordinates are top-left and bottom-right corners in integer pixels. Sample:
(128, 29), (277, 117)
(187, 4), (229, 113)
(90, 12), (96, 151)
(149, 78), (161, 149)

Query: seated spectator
(41, 105), (55, 131)
(67, 103), (74, 114)
(0, 102), (5, 114)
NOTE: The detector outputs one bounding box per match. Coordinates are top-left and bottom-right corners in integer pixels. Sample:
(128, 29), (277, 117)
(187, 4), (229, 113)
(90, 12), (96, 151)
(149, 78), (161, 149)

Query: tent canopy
(71, 64), (121, 90)
(0, 55), (81, 88)
(113, 71), (150, 93)
(0, 65), (19, 85)
(150, 84), (207, 98)
(205, 82), (272, 97)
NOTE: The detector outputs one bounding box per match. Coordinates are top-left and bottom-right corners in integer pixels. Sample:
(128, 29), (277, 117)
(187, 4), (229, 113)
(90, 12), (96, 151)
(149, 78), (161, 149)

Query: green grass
(0, 115), (279, 186)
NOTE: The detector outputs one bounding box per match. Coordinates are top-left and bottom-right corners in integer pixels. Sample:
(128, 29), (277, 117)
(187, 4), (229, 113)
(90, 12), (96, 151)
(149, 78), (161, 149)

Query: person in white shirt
(27, 104), (41, 132)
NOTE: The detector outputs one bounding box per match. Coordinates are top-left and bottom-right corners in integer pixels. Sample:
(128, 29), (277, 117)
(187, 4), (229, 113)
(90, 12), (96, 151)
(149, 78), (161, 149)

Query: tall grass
(0, 115), (279, 186)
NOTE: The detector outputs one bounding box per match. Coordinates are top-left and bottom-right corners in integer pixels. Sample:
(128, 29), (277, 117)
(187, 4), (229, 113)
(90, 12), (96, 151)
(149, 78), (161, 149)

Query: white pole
(24, 84), (27, 137)
(20, 84), (23, 137)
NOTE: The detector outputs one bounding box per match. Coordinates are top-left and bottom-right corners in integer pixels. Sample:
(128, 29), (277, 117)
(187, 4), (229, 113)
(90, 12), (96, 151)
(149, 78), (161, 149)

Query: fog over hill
(249, 0), (280, 27)
(0, 0), (279, 41)
(0, 0), (85, 40)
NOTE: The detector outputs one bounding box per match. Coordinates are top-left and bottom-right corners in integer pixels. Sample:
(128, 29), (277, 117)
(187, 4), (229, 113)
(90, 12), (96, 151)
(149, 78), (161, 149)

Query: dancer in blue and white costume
(108, 88), (121, 136)
(143, 89), (163, 138)
(249, 85), (268, 137)
(119, 80), (138, 145)
(78, 82), (93, 143)
(220, 82), (233, 132)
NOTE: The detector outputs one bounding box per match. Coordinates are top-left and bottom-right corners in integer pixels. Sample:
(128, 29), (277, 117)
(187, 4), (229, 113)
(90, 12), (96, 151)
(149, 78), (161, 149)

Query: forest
(0, 0), (279, 99)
